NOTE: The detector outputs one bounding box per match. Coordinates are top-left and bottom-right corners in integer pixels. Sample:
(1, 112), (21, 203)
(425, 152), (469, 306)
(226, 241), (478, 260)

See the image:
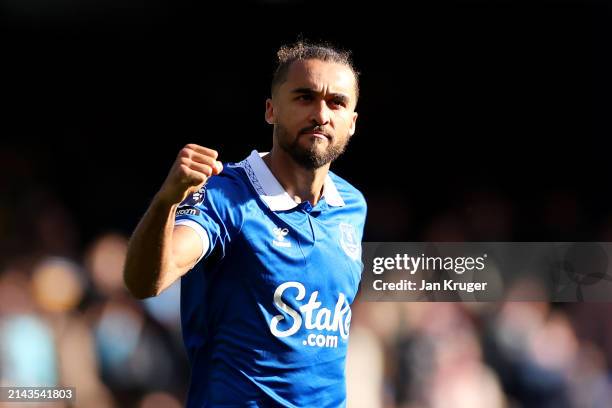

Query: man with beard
(124, 41), (367, 407)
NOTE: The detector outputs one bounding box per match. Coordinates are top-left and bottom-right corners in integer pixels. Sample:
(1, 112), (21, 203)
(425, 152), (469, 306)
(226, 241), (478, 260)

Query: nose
(309, 99), (331, 126)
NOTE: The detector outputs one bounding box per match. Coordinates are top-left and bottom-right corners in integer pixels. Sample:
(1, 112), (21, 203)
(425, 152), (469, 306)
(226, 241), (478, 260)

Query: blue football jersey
(174, 150), (367, 407)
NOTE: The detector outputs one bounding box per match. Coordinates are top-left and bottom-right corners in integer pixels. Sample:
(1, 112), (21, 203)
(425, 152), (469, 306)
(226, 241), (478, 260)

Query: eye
(330, 98), (346, 108)
(297, 94), (313, 101)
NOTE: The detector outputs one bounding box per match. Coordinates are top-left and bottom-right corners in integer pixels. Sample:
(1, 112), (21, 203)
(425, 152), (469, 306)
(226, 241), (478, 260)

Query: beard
(275, 123), (350, 170)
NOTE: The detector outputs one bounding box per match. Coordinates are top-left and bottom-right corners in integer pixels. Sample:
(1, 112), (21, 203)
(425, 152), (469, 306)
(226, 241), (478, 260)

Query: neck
(262, 147), (329, 206)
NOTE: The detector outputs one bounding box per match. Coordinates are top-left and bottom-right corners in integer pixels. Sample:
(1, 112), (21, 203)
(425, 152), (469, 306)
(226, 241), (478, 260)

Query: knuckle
(179, 148), (191, 159)
(178, 163), (190, 174)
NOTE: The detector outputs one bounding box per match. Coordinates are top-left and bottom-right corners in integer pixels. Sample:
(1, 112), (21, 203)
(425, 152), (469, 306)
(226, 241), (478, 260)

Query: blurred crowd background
(4, 179), (612, 407)
(2, 0), (612, 407)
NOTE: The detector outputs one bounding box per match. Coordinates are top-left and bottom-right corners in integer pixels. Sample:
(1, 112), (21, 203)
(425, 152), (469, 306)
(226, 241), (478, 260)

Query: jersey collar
(239, 150), (345, 211)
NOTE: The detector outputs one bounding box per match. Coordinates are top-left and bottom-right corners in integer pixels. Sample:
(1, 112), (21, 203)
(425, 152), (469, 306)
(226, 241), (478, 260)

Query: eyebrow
(291, 87), (350, 104)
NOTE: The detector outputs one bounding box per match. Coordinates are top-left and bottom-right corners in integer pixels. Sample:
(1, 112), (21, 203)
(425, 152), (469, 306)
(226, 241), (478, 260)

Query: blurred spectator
(346, 317), (385, 408)
(30, 257), (115, 407)
(85, 233), (128, 298)
(0, 269), (57, 387)
(83, 233), (189, 407)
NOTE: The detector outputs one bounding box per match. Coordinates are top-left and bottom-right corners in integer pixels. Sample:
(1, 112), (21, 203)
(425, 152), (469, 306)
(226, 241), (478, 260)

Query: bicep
(156, 225), (209, 294)
(172, 225), (209, 271)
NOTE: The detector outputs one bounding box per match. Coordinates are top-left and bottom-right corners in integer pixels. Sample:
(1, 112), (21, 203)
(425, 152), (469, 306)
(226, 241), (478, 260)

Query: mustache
(299, 126), (332, 139)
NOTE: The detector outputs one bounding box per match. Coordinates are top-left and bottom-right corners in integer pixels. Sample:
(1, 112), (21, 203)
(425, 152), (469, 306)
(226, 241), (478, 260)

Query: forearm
(123, 194), (180, 299)
(123, 144), (221, 298)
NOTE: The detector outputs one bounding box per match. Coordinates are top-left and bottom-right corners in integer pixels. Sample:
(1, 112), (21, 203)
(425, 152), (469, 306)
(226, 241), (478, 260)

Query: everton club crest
(339, 222), (360, 260)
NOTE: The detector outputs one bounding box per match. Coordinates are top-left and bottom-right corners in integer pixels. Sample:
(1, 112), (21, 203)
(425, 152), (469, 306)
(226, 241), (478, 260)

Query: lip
(301, 131), (330, 140)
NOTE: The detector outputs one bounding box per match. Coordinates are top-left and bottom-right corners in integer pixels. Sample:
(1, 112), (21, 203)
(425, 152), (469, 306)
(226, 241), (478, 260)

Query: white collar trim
(238, 150), (345, 211)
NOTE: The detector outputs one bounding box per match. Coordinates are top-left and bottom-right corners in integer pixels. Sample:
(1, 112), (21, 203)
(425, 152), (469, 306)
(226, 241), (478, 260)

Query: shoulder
(201, 163), (252, 202)
(205, 164), (246, 191)
(180, 163), (253, 212)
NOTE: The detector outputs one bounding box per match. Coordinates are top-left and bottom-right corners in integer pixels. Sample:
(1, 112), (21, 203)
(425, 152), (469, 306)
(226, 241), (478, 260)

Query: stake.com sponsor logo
(269, 281), (351, 349)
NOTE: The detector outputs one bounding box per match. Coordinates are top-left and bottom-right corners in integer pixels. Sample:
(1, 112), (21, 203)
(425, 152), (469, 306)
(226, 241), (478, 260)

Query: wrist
(153, 190), (181, 210)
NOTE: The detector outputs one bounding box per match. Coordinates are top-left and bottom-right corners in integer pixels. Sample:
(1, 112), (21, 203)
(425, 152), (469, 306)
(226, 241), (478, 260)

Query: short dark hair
(271, 41), (360, 101)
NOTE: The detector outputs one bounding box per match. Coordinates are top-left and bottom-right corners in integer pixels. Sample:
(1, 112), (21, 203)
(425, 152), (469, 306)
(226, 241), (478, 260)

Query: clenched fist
(157, 144), (223, 206)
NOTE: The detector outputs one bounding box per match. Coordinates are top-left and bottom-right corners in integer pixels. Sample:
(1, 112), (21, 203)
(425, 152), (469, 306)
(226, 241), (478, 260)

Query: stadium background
(2, 0), (612, 406)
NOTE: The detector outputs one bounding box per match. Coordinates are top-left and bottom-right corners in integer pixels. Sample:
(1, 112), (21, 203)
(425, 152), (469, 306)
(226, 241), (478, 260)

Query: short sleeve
(174, 172), (243, 264)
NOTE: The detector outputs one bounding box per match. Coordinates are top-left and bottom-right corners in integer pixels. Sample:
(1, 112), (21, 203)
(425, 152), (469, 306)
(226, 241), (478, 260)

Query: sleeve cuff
(174, 219), (210, 264)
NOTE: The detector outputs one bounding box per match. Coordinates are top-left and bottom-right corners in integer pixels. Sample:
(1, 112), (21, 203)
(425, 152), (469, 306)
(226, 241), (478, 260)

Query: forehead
(283, 59), (356, 99)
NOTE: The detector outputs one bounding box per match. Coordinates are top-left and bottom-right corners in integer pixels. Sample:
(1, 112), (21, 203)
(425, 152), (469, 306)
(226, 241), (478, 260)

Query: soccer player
(124, 41), (367, 407)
